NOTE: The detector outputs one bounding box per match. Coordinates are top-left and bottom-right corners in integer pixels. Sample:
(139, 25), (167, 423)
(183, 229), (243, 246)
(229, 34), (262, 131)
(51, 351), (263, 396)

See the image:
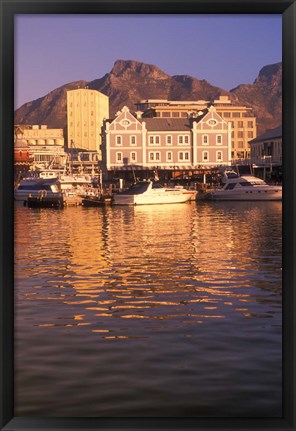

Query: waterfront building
(249, 125), (282, 166)
(14, 139), (31, 166)
(67, 88), (109, 155)
(14, 124), (66, 171)
(135, 95), (256, 162)
(213, 96), (256, 161)
(102, 106), (231, 174)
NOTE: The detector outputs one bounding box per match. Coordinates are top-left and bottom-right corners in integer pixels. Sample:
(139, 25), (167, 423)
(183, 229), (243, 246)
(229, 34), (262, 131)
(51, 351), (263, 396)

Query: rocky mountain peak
(14, 60), (282, 135)
(110, 59), (169, 80)
(254, 62), (282, 86)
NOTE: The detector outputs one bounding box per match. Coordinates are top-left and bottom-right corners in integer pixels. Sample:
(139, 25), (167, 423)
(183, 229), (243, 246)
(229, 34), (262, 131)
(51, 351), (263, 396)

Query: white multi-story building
(102, 106), (231, 172)
(67, 88), (109, 155)
(135, 96), (256, 161)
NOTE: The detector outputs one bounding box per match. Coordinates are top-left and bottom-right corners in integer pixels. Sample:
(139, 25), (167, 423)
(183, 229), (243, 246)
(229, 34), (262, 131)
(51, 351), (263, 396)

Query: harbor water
(14, 200), (282, 417)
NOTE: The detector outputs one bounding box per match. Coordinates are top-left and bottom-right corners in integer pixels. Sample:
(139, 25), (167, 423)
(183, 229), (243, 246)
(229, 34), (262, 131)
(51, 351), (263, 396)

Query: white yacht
(57, 173), (93, 190)
(207, 171), (282, 201)
(113, 180), (192, 205)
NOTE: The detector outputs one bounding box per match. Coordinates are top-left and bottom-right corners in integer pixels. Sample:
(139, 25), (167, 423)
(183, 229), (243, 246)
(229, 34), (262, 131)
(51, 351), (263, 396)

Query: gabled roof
(249, 125), (282, 144)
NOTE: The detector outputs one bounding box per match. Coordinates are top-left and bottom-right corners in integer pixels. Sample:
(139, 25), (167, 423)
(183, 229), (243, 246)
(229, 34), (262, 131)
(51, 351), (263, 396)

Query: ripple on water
(14, 202), (282, 417)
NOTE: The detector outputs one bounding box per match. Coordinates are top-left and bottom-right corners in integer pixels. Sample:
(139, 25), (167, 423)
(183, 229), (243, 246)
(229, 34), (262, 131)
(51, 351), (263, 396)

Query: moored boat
(113, 180), (192, 206)
(206, 170), (282, 201)
(57, 173), (93, 190)
(14, 178), (62, 202)
(169, 185), (197, 201)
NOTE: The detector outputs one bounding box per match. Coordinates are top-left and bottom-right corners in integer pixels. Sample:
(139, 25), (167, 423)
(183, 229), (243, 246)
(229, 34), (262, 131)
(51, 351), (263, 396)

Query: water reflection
(14, 201), (282, 335)
(14, 201), (282, 417)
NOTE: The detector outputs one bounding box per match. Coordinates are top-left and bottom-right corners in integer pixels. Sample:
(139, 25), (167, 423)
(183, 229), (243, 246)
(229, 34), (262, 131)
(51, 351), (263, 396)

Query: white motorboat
(14, 178), (62, 202)
(113, 180), (193, 205)
(57, 173), (93, 191)
(207, 170), (282, 201)
(39, 169), (63, 180)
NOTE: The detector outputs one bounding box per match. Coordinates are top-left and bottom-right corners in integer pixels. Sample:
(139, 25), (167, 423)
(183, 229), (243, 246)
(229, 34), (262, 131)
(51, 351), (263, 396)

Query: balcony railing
(232, 156), (282, 166)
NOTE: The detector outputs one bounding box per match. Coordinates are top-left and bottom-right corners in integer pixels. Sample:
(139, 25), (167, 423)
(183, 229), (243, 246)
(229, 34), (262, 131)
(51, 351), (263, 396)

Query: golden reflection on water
(14, 201), (282, 338)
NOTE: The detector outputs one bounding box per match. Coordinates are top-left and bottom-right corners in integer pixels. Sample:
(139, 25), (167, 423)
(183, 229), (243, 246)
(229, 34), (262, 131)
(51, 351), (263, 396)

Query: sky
(14, 14), (282, 109)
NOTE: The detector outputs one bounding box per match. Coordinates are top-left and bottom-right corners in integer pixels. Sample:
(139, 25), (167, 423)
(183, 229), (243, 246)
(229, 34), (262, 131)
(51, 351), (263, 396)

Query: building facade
(103, 106), (231, 172)
(135, 96), (256, 161)
(249, 125), (282, 165)
(14, 125), (66, 170)
(67, 88), (109, 155)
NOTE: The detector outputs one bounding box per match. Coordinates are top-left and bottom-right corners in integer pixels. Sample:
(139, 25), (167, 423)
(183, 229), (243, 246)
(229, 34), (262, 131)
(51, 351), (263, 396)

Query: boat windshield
(225, 183), (236, 190)
(239, 181), (264, 186)
(121, 182), (150, 195)
(239, 181), (252, 186)
(225, 172), (239, 179)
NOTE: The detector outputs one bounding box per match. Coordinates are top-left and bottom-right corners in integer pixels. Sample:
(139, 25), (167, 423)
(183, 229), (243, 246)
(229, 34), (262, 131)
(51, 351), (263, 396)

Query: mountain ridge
(14, 59), (282, 135)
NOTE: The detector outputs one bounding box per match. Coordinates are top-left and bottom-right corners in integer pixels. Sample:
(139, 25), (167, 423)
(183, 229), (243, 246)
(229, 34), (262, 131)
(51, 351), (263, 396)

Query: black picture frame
(1, 1), (295, 430)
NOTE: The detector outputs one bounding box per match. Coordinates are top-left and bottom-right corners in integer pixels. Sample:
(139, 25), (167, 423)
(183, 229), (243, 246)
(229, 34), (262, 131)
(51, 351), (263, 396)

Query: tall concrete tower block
(67, 88), (109, 156)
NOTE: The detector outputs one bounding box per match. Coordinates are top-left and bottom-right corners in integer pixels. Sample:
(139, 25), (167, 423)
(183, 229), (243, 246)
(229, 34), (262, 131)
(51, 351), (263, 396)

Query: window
(216, 151), (223, 162)
(232, 112), (240, 118)
(162, 112), (170, 118)
(202, 151), (209, 162)
(202, 135), (209, 145)
(178, 151), (190, 162)
(131, 152), (137, 162)
(116, 152), (122, 162)
(238, 141), (244, 148)
(223, 112), (231, 118)
(216, 135), (223, 145)
(248, 131), (254, 139)
(178, 135), (189, 145)
(238, 131), (244, 138)
(166, 135), (172, 145)
(166, 151), (173, 161)
(149, 152), (161, 162)
(248, 121), (254, 128)
(172, 112), (179, 118)
(116, 135), (122, 146)
(238, 121), (243, 128)
(130, 136), (136, 146)
(149, 135), (160, 146)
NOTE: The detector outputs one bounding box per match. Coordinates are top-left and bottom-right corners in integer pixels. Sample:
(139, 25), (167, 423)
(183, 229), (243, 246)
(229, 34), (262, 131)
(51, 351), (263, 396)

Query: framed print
(1, 0), (296, 430)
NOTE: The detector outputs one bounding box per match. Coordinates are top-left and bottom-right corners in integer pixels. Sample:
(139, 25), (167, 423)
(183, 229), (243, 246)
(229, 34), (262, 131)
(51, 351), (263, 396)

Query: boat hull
(113, 191), (191, 205)
(208, 187), (282, 201)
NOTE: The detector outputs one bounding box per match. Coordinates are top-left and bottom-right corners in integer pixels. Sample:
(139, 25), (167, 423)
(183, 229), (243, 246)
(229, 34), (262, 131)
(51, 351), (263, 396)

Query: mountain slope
(230, 62), (282, 133)
(14, 60), (282, 135)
